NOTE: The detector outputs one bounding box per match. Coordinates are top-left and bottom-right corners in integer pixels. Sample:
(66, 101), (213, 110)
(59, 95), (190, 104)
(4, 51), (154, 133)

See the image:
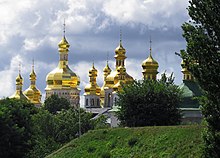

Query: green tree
(181, 0), (220, 157)
(0, 98), (37, 158)
(116, 74), (181, 127)
(28, 108), (94, 158)
(44, 94), (70, 114)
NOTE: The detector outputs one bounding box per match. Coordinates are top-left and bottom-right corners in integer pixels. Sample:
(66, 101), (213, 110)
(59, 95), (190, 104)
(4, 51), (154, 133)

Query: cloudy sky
(0, 0), (190, 104)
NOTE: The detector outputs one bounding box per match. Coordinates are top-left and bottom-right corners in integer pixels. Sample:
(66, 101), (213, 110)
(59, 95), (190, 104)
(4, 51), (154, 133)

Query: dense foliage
(27, 108), (95, 158)
(181, 0), (220, 157)
(43, 94), (71, 114)
(117, 74), (182, 127)
(0, 96), (108, 157)
(0, 98), (37, 158)
(47, 125), (203, 158)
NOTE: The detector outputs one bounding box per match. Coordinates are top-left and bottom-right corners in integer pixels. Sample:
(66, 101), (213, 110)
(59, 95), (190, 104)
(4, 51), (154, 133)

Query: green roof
(179, 80), (202, 108)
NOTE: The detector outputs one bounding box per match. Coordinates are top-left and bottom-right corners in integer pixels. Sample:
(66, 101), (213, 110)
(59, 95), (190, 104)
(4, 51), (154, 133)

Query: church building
(7, 23), (202, 124)
(45, 24), (80, 108)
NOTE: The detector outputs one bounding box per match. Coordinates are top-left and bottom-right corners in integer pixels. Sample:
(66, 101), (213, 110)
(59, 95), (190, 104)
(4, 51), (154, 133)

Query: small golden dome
(24, 65), (42, 105)
(30, 69), (36, 80)
(16, 73), (23, 84)
(89, 63), (97, 73)
(103, 62), (111, 73)
(115, 42), (126, 54)
(84, 63), (101, 95)
(181, 60), (187, 70)
(181, 60), (194, 81)
(142, 54), (159, 67)
(142, 39), (159, 80)
(10, 72), (28, 100)
(58, 36), (70, 48)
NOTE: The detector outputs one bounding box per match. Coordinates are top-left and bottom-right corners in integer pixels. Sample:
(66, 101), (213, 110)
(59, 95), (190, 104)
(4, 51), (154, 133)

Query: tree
(27, 108), (95, 158)
(44, 94), (70, 114)
(116, 74), (181, 127)
(0, 98), (37, 158)
(181, 1), (220, 157)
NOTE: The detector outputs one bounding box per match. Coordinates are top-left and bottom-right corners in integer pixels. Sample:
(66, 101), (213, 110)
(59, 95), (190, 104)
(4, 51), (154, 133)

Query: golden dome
(103, 62), (111, 73)
(181, 60), (188, 72)
(10, 71), (28, 100)
(115, 42), (126, 55)
(181, 60), (194, 81)
(84, 63), (101, 95)
(142, 53), (159, 67)
(105, 34), (133, 89)
(16, 73), (23, 83)
(58, 36), (70, 52)
(45, 35), (80, 90)
(30, 67), (36, 80)
(24, 64), (42, 105)
(113, 66), (126, 92)
(89, 63), (97, 73)
(142, 39), (159, 80)
(114, 41), (127, 61)
(100, 61), (112, 107)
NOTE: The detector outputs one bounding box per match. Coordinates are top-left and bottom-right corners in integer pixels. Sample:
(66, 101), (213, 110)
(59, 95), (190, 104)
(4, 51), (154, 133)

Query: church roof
(179, 80), (202, 108)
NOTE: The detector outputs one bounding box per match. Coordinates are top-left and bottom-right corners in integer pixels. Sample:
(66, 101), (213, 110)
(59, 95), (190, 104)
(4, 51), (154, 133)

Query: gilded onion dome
(113, 66), (126, 92)
(142, 39), (159, 80)
(84, 63), (101, 95)
(24, 62), (42, 105)
(45, 34), (80, 90)
(105, 32), (133, 89)
(100, 61), (112, 106)
(102, 60), (112, 87)
(10, 69), (28, 100)
(103, 61), (111, 77)
(181, 60), (194, 81)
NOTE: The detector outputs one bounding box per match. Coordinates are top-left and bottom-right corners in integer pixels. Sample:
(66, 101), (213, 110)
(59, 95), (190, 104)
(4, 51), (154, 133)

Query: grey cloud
(0, 0), (189, 99)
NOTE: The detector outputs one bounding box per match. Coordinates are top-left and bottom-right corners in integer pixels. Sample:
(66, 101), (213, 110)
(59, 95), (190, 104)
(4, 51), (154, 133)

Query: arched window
(86, 99), (88, 106)
(97, 99), (100, 106)
(91, 99), (94, 106)
(187, 75), (190, 80)
(108, 93), (111, 107)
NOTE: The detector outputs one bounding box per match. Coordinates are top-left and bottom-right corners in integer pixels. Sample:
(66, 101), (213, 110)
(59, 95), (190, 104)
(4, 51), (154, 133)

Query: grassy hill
(47, 125), (204, 158)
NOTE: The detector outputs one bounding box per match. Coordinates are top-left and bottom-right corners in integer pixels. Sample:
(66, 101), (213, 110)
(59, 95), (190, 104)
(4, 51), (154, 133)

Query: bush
(117, 73), (182, 127)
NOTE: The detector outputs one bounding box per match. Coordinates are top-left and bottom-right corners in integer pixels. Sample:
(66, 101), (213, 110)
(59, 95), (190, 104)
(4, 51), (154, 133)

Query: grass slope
(47, 125), (203, 158)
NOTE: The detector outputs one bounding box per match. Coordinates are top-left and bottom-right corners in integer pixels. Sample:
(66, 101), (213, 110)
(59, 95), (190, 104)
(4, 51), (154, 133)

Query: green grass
(47, 125), (204, 158)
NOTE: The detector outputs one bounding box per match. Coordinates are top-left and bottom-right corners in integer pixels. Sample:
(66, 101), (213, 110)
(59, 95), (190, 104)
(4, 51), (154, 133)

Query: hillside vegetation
(47, 125), (203, 158)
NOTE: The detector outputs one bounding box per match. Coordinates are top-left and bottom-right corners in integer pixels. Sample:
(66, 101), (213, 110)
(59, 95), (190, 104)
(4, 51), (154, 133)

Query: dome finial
(120, 26), (122, 44)
(18, 62), (21, 74)
(63, 18), (66, 37)
(107, 51), (109, 65)
(149, 36), (152, 56)
(32, 58), (34, 71)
